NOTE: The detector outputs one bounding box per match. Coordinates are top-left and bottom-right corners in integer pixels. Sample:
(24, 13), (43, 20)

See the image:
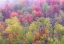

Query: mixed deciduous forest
(0, 0), (64, 44)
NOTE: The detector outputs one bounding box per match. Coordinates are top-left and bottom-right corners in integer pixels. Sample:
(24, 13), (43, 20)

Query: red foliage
(19, 15), (25, 24)
(34, 11), (44, 18)
(32, 6), (43, 17)
(19, 13), (33, 24)
(40, 28), (46, 36)
(33, 32), (40, 43)
(10, 12), (18, 18)
(33, 6), (41, 11)
(25, 13), (33, 24)
(0, 21), (4, 28)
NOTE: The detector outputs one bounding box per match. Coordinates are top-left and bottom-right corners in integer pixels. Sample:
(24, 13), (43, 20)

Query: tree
(34, 11), (44, 20)
(61, 36), (64, 44)
(10, 12), (18, 18)
(0, 13), (3, 21)
(60, 10), (64, 25)
(29, 21), (40, 32)
(26, 31), (34, 44)
(54, 23), (64, 40)
(42, 3), (49, 12)
(13, 4), (22, 12)
(52, 5), (60, 15)
(47, 38), (54, 44)
(25, 13), (33, 24)
(37, 17), (45, 27)
(5, 17), (20, 26)
(54, 13), (62, 24)
(43, 18), (51, 30)
(33, 6), (41, 12)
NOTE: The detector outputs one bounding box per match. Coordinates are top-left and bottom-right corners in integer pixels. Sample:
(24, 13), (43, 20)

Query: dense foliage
(0, 0), (64, 44)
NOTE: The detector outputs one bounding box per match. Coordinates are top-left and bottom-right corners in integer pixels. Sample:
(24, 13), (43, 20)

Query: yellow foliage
(40, 34), (47, 40)
(5, 27), (12, 33)
(0, 36), (2, 40)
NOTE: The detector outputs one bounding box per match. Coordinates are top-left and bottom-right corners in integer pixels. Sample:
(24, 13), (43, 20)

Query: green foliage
(5, 17), (25, 39)
(54, 39), (60, 44)
(23, 21), (29, 33)
(29, 21), (40, 32)
(22, 7), (27, 13)
(0, 1), (64, 44)
(2, 39), (10, 44)
(5, 17), (20, 26)
(23, 21), (29, 28)
(26, 31), (34, 43)
(60, 36), (64, 44)
(0, 35), (3, 44)
(13, 39), (23, 44)
(43, 18), (52, 30)
(54, 23), (64, 33)
(13, 4), (22, 11)
(48, 38), (54, 44)
(60, 10), (64, 25)
(36, 40), (45, 44)
(54, 13), (62, 23)
(54, 23), (64, 39)
(0, 12), (3, 21)
(37, 17), (45, 27)
(37, 17), (53, 38)
(60, 10), (64, 18)
(42, 3), (49, 12)
(26, 6), (34, 13)
(37, 17), (52, 30)
(11, 23), (24, 39)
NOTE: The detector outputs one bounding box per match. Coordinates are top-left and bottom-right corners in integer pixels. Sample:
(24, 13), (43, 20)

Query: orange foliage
(8, 33), (13, 39)
(33, 32), (40, 43)
(0, 22), (4, 28)
(8, 33), (18, 39)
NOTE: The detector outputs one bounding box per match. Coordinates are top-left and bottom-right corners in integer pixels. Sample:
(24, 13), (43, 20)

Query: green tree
(54, 39), (60, 44)
(47, 38), (54, 44)
(61, 36), (64, 44)
(4, 17), (25, 44)
(29, 21), (40, 32)
(0, 12), (3, 21)
(43, 18), (52, 30)
(54, 23), (64, 40)
(26, 31), (34, 44)
(42, 3), (49, 12)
